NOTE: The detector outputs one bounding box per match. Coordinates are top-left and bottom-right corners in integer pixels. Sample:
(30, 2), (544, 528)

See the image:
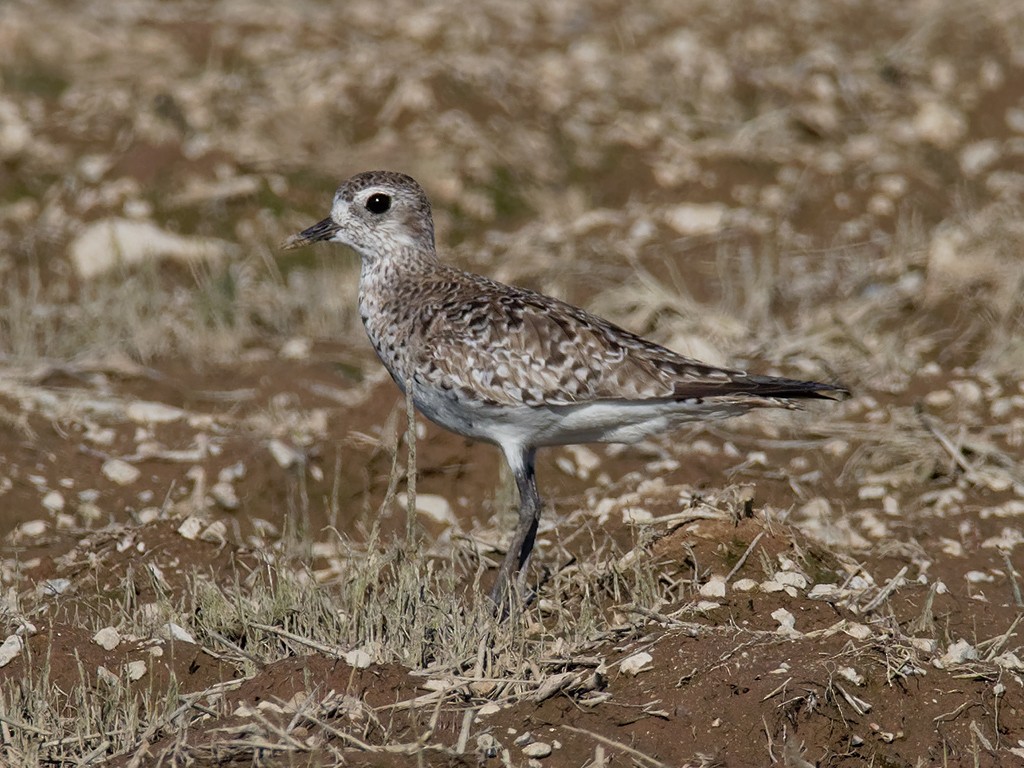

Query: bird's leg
(490, 447), (542, 608)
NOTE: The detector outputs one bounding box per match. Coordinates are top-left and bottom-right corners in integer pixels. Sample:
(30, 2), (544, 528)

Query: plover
(283, 170), (847, 605)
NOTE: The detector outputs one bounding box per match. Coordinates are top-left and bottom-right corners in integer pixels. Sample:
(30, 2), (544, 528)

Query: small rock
(280, 337), (312, 359)
(268, 439), (303, 469)
(514, 732), (534, 747)
(136, 507), (161, 524)
(523, 742), (552, 758)
(93, 627), (121, 651)
(925, 391), (954, 409)
(844, 623), (873, 640)
(0, 100), (30, 159)
(177, 516), (202, 540)
(910, 637), (937, 654)
(772, 608), (797, 634)
(218, 462), (246, 483)
(664, 203), (727, 235)
(126, 401), (185, 424)
(838, 666), (864, 686)
(396, 493), (454, 524)
(808, 583), (839, 600)
(200, 520), (228, 544)
(210, 482), (239, 510)
(477, 702), (501, 717)
(621, 507), (653, 523)
(699, 576), (727, 598)
(992, 652), (1024, 672)
(41, 578), (72, 596)
(565, 445), (601, 478)
(344, 648), (372, 669)
(858, 485), (886, 500)
(774, 571), (808, 590)
(161, 623), (196, 644)
(732, 578), (758, 591)
(70, 218), (233, 279)
(0, 635), (23, 667)
(937, 639), (977, 667)
(619, 651), (653, 676)
(126, 660), (147, 681)
(959, 140), (1000, 177)
(42, 490), (65, 513)
(913, 101), (967, 148)
(102, 459), (140, 486)
(18, 520), (47, 538)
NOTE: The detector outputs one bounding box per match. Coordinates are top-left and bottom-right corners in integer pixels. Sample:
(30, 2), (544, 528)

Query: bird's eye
(365, 193), (391, 214)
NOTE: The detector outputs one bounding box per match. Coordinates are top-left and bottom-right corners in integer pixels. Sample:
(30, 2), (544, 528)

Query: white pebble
(523, 742), (552, 758)
(772, 608), (798, 635)
(102, 459), (141, 486)
(126, 660), (147, 681)
(280, 337), (312, 360)
(344, 648), (373, 669)
(396, 493), (454, 525)
(0, 635), (23, 667)
(41, 579), (71, 596)
(774, 572), (808, 589)
(177, 516), (202, 540)
(937, 639), (977, 667)
(17, 520), (48, 540)
(210, 482), (239, 510)
(924, 390), (954, 408)
(699, 576), (727, 598)
(844, 623), (873, 640)
(663, 203), (726, 235)
(619, 651), (653, 676)
(268, 439), (303, 469)
(126, 401), (184, 424)
(92, 627), (121, 651)
(838, 666), (864, 686)
(161, 623), (195, 644)
(42, 490), (65, 512)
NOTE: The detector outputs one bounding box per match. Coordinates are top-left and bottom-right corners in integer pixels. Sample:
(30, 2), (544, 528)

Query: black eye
(365, 193), (391, 214)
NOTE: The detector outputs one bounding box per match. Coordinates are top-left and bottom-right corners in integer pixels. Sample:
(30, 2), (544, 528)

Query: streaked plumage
(283, 170), (847, 606)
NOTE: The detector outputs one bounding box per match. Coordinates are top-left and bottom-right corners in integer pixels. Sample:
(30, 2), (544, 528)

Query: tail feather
(672, 373), (850, 402)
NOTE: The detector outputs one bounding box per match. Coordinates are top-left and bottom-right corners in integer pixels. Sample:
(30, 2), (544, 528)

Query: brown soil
(2, 0), (1024, 766)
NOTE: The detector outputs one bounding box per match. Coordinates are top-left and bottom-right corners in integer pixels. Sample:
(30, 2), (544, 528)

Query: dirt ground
(1, 0), (1023, 765)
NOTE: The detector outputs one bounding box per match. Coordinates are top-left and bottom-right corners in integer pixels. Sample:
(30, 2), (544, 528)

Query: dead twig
(859, 566), (908, 614)
(1000, 551), (1024, 608)
(249, 621), (345, 658)
(726, 530), (764, 583)
(563, 725), (669, 768)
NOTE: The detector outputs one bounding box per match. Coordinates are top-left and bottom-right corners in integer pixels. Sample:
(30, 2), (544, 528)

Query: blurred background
(1, 0), (1023, 544)
(1, 0), (1021, 371)
(2, 2), (1024, 764)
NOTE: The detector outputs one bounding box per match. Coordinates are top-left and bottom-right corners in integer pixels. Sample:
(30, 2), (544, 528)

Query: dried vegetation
(1, 0), (1023, 765)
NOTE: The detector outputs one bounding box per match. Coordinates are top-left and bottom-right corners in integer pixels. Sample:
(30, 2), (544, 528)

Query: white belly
(411, 384), (750, 448)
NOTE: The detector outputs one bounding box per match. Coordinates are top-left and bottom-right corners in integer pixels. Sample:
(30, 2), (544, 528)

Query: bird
(282, 170), (848, 607)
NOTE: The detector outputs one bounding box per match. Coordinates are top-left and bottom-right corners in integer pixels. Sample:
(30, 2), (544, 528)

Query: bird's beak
(280, 217), (340, 250)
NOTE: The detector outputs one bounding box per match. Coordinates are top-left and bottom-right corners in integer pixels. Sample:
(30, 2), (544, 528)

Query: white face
(328, 186), (429, 258)
(282, 171), (435, 260)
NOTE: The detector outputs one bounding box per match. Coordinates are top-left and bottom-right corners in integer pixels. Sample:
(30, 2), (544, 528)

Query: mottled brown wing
(415, 274), (765, 408)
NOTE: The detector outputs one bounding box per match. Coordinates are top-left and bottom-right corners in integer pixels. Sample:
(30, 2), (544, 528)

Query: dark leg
(490, 446), (542, 607)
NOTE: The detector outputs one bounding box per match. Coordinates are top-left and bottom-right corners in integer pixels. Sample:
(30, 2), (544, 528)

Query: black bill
(280, 217), (340, 250)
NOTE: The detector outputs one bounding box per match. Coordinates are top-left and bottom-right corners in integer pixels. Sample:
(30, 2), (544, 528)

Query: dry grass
(2, 0), (1024, 764)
